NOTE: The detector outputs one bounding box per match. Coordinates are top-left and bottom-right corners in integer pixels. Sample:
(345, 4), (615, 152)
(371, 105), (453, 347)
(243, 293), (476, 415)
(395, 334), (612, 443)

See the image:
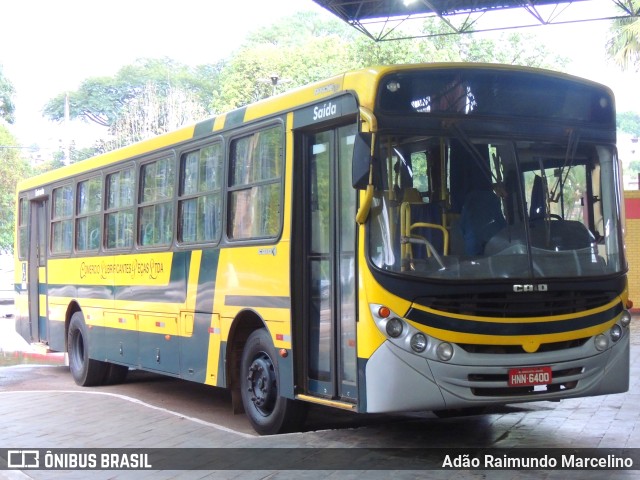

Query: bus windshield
(368, 133), (625, 281)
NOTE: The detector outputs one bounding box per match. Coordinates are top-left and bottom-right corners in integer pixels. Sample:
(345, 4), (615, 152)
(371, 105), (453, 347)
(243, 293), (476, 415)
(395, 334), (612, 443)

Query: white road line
(0, 390), (257, 439)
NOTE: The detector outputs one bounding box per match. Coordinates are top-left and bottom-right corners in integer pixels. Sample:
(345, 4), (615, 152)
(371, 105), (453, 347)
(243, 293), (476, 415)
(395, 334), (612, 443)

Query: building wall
(624, 190), (640, 312)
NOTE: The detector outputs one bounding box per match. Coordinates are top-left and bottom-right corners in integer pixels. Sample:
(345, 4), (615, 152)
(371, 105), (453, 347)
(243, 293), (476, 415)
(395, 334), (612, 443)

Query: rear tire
(68, 311), (107, 386)
(240, 328), (307, 435)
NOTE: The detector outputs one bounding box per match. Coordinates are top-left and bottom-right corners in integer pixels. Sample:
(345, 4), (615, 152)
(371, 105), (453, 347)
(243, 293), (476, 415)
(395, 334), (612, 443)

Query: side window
(76, 176), (103, 252)
(139, 156), (175, 247)
(105, 168), (135, 250)
(228, 125), (284, 240)
(18, 198), (28, 260)
(51, 185), (73, 254)
(179, 143), (222, 244)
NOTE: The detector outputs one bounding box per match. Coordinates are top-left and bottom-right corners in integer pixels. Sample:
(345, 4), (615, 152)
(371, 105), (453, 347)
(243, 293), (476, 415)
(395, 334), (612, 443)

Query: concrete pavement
(0, 315), (638, 479)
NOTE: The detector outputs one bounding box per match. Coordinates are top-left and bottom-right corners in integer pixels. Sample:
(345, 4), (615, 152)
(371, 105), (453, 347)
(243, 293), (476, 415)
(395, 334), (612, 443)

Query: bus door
(27, 199), (48, 342)
(302, 124), (358, 402)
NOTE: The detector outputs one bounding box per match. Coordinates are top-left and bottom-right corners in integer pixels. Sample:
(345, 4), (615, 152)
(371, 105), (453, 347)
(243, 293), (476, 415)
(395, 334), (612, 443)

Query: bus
(14, 63), (631, 435)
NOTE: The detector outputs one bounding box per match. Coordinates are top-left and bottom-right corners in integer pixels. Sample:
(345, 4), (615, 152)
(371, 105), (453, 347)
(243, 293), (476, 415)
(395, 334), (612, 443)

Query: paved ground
(0, 315), (639, 479)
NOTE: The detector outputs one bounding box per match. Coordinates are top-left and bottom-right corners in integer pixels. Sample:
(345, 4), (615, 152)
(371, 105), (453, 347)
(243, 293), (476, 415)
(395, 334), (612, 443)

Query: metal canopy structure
(312, 0), (640, 41)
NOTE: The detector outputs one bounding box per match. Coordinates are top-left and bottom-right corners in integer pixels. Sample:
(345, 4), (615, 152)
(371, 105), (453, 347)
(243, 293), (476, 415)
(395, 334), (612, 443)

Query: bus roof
(17, 62), (613, 192)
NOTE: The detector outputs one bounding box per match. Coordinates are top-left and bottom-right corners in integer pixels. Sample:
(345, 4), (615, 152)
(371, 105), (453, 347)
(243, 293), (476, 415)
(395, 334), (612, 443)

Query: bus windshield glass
(368, 134), (624, 281)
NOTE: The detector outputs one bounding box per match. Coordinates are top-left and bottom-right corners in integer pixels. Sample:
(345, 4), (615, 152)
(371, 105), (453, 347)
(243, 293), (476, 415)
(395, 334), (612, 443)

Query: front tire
(240, 328), (306, 435)
(68, 311), (107, 386)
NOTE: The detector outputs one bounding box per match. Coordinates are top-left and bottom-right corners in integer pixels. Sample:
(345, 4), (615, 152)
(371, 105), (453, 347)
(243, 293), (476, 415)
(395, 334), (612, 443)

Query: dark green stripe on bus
(181, 248), (221, 383)
(193, 117), (216, 138)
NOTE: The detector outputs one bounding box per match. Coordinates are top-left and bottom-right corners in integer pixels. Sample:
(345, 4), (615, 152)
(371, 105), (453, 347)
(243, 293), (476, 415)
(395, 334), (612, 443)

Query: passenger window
(228, 125), (283, 240)
(105, 168), (135, 250)
(179, 144), (222, 244)
(18, 198), (28, 260)
(139, 156), (175, 247)
(76, 176), (103, 252)
(51, 185), (73, 254)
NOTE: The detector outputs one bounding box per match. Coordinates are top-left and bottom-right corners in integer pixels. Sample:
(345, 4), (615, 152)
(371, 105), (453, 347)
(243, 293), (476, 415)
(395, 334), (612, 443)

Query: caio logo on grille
(513, 284), (548, 293)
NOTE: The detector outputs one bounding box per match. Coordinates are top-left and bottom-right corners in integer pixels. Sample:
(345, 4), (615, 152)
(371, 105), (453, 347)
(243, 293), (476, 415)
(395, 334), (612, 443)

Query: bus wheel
(240, 328), (306, 435)
(68, 311), (107, 387)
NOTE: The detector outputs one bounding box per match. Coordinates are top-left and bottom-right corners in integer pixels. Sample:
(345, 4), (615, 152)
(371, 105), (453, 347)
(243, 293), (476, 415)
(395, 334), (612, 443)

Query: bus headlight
(610, 324), (622, 343)
(370, 304), (442, 359)
(410, 333), (428, 353)
(594, 334), (609, 351)
(386, 318), (404, 338)
(436, 342), (454, 361)
(620, 310), (632, 328)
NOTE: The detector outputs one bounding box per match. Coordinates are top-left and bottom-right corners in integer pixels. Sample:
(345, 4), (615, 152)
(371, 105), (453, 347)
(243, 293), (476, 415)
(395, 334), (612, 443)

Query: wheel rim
(246, 352), (277, 416)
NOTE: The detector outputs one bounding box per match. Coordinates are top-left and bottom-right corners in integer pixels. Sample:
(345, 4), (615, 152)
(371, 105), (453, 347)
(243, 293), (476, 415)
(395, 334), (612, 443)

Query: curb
(1, 350), (66, 366)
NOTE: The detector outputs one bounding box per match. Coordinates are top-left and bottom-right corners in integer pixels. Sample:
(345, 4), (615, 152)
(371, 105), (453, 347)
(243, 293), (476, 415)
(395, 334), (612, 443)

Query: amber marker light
(377, 306), (391, 318)
(279, 349), (288, 358)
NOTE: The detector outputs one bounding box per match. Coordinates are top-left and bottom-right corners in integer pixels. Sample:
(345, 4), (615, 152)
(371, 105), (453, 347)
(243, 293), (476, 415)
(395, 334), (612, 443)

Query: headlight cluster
(594, 309), (631, 352)
(371, 304), (454, 361)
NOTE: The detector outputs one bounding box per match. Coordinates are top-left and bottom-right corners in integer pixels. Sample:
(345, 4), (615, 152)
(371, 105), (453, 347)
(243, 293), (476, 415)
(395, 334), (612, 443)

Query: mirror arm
(355, 107), (378, 225)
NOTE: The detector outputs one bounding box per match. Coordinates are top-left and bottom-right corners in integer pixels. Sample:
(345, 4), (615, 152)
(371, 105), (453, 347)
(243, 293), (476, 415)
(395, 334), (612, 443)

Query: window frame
(50, 184), (74, 255)
(137, 154), (177, 249)
(104, 164), (137, 251)
(226, 122), (285, 243)
(18, 197), (29, 260)
(75, 175), (104, 253)
(178, 139), (224, 246)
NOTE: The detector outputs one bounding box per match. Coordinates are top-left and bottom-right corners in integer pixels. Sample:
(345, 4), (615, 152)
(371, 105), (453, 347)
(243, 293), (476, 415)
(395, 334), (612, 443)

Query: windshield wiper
(549, 128), (580, 204)
(444, 120), (500, 188)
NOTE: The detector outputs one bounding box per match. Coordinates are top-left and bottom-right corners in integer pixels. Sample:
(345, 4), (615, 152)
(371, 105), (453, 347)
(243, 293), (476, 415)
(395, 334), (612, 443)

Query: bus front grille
(420, 290), (618, 318)
(458, 338), (590, 354)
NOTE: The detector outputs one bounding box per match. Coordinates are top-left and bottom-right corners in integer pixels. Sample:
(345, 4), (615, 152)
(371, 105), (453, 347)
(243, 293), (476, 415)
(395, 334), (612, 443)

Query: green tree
(43, 58), (214, 128)
(211, 12), (355, 112)
(607, 0), (640, 71)
(214, 13), (568, 111)
(618, 111), (640, 135)
(41, 11), (572, 150)
(0, 65), (16, 124)
(0, 126), (32, 252)
(629, 160), (640, 174)
(106, 82), (207, 150)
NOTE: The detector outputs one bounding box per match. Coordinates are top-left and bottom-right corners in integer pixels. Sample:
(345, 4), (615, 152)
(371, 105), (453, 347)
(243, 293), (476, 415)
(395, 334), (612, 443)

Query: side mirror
(352, 133), (372, 189)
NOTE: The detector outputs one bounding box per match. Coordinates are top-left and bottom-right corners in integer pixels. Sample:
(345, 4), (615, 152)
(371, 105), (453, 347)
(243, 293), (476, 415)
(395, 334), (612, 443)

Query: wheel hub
(247, 353), (277, 415)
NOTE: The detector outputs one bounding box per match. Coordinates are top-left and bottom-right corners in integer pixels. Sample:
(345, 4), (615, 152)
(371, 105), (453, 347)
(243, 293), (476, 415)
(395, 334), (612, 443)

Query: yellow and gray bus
(14, 63), (631, 434)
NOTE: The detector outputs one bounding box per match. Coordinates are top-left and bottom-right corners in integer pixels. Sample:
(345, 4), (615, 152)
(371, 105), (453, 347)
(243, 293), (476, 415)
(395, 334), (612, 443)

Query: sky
(1, 0), (639, 153)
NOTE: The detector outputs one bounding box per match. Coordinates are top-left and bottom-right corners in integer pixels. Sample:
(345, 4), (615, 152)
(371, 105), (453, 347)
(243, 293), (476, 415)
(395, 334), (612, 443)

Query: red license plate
(508, 366), (553, 387)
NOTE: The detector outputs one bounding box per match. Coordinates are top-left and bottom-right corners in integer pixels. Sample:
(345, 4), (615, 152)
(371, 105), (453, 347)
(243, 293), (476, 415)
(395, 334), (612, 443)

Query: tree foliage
(618, 111), (640, 135)
(607, 0), (640, 71)
(43, 58), (215, 128)
(0, 126), (32, 252)
(0, 65), (16, 124)
(42, 11), (571, 151)
(106, 83), (208, 150)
